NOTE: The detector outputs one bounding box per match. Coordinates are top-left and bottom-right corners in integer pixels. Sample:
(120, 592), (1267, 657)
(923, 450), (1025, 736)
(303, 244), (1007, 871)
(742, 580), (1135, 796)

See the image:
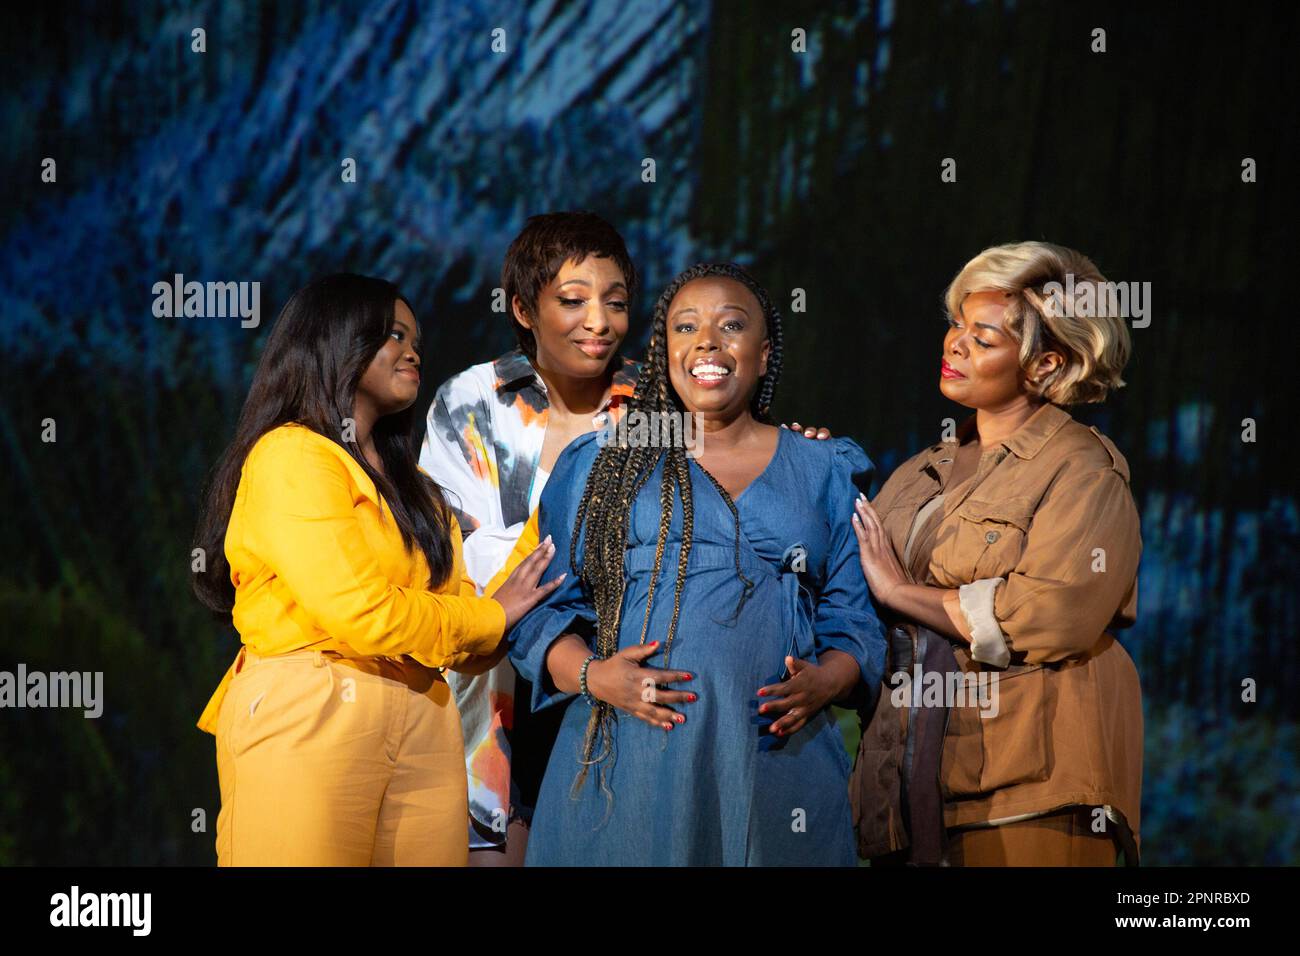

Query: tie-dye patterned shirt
(418, 347), (639, 848)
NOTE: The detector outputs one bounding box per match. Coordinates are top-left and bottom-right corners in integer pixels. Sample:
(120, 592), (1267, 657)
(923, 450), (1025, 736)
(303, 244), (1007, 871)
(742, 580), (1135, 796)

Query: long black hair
(569, 262), (785, 806)
(192, 273), (454, 614)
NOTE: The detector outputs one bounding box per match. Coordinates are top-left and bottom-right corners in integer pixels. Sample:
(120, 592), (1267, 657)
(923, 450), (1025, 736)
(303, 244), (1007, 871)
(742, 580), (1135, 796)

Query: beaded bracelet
(578, 654), (599, 706)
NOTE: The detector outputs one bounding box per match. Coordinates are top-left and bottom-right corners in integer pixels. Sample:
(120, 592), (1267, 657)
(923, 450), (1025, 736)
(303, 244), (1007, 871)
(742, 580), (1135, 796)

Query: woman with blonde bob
(850, 241), (1143, 866)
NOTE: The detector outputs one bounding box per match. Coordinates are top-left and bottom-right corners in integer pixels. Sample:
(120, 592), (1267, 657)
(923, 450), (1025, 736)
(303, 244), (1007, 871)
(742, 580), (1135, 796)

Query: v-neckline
(692, 424), (787, 507)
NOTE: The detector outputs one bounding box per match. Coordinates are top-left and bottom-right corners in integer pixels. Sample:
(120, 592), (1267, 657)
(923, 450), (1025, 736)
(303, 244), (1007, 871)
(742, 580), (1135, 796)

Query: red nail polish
(757, 688), (767, 697)
(688, 694), (697, 702)
(675, 714), (685, 723)
(758, 704), (766, 714)
(684, 673), (693, 681)
(650, 641), (659, 647)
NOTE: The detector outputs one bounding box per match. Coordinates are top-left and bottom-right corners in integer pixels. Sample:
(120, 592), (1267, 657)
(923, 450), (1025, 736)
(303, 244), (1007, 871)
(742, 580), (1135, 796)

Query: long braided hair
(568, 262), (785, 806)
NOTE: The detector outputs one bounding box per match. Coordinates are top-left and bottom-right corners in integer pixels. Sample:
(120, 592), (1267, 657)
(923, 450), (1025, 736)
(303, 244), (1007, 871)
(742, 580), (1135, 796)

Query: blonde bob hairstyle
(943, 241), (1131, 405)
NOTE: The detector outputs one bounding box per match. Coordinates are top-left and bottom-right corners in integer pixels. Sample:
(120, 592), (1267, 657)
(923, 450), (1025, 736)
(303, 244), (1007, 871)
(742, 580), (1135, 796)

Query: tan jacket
(867, 402), (1143, 852)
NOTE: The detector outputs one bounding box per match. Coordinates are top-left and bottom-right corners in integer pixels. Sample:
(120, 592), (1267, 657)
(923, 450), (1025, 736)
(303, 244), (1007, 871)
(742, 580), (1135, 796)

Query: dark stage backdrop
(1, 0), (1295, 864)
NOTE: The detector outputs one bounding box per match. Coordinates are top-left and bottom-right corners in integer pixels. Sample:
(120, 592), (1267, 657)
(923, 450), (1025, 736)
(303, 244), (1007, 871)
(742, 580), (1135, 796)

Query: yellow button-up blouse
(196, 424), (507, 735)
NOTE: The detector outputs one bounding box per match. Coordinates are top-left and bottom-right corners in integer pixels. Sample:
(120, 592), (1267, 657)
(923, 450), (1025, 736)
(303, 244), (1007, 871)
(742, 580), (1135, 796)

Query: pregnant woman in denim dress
(509, 263), (886, 865)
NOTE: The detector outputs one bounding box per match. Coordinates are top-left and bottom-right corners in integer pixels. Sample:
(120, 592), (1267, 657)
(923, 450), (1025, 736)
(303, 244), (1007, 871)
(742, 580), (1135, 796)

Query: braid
(634, 453), (673, 650)
(568, 262), (784, 809)
(661, 449), (693, 667)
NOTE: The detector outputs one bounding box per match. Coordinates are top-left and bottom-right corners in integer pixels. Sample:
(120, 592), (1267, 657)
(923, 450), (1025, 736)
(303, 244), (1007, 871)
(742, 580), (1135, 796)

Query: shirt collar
(491, 348), (539, 390)
(922, 402), (1072, 469)
(491, 347), (640, 411)
(1001, 402), (1072, 459)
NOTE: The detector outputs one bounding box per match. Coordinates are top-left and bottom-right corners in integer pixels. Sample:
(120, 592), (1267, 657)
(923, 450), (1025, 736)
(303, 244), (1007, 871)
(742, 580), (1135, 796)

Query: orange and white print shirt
(418, 347), (638, 847)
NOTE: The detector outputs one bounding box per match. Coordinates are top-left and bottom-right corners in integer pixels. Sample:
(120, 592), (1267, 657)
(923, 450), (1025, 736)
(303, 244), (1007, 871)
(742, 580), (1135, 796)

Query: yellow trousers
(215, 647), (468, 866)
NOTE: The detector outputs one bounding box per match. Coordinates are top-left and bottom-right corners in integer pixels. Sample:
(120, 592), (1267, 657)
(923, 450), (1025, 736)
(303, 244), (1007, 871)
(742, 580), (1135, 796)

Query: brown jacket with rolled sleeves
(859, 402), (1143, 858)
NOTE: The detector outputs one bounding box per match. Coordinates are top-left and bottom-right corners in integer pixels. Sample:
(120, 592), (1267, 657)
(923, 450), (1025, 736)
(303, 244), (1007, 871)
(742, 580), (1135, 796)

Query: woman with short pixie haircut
(851, 241), (1144, 866)
(419, 211), (643, 863)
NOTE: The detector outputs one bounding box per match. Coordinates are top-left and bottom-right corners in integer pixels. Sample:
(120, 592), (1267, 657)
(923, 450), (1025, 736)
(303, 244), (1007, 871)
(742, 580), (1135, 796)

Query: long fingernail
(757, 688), (767, 697)
(688, 693), (697, 702)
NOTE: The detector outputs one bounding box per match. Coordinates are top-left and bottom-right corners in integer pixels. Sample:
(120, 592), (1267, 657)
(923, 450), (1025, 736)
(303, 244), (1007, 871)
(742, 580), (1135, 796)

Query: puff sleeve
(812, 438), (888, 692)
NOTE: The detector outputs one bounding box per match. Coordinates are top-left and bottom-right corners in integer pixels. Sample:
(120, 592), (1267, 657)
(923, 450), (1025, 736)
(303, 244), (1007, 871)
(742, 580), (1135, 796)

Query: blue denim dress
(508, 428), (886, 866)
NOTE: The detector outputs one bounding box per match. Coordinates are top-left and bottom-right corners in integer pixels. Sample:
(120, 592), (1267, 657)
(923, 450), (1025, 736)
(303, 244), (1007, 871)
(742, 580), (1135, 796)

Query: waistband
(197, 644), (446, 736)
(622, 541), (775, 575)
(235, 645), (445, 680)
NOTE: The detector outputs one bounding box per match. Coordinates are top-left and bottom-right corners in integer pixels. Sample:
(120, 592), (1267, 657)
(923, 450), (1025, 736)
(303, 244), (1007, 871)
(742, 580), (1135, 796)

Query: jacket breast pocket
(940, 662), (1052, 800)
(952, 496), (1036, 581)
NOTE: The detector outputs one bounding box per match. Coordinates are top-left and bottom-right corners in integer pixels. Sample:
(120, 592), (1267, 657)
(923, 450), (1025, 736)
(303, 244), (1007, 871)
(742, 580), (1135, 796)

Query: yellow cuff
(467, 595), (508, 654)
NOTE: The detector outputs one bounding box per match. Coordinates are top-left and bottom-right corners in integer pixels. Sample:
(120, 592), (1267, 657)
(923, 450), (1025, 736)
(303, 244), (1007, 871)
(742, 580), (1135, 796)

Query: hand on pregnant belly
(756, 654), (851, 737)
(587, 641), (698, 732)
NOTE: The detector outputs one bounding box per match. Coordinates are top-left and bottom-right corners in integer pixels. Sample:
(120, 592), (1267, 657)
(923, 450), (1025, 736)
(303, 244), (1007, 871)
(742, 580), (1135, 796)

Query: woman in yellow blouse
(192, 274), (562, 866)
